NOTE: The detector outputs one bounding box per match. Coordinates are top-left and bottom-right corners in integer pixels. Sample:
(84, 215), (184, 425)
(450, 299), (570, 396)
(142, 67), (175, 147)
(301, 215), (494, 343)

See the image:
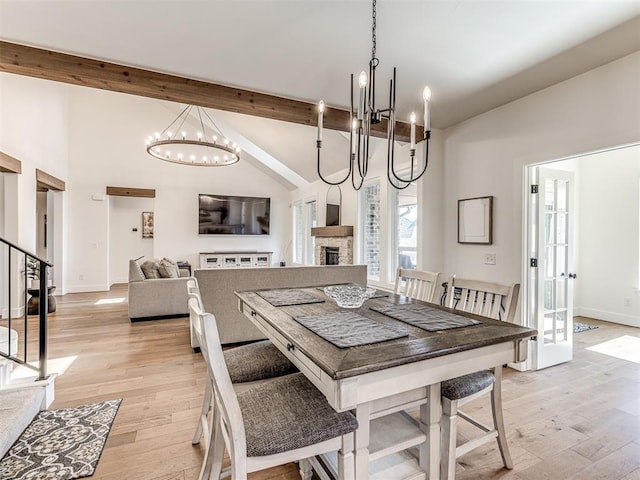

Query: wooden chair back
(196, 307), (250, 477)
(449, 277), (520, 322)
(394, 268), (440, 303)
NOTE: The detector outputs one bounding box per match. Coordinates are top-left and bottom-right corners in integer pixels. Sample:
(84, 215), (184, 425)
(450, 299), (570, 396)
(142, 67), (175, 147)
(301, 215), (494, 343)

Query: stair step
(0, 386), (46, 458)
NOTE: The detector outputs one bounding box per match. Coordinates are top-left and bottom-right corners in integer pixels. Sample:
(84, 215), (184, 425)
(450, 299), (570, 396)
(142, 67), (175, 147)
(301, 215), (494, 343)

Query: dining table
(235, 285), (536, 480)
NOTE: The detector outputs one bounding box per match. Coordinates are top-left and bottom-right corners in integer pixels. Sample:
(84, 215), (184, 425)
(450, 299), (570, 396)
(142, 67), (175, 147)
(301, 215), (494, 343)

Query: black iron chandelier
(316, 0), (431, 190)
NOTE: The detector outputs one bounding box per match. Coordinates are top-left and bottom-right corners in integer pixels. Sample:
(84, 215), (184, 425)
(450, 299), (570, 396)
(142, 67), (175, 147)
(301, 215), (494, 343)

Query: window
(390, 182), (418, 282)
(360, 181), (381, 280)
(292, 201), (303, 264)
(306, 200), (317, 264)
(293, 199), (317, 265)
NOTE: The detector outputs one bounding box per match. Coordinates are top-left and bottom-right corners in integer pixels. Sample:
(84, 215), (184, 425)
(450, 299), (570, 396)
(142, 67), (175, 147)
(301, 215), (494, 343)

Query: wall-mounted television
(198, 194), (270, 235)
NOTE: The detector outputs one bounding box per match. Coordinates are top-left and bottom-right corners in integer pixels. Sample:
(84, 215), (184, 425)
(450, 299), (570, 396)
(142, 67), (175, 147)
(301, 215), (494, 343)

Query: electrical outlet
(623, 298), (632, 308)
(483, 253), (496, 265)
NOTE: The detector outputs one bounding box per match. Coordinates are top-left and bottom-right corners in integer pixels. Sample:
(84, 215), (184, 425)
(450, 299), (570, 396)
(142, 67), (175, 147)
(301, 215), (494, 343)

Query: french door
(532, 167), (576, 370)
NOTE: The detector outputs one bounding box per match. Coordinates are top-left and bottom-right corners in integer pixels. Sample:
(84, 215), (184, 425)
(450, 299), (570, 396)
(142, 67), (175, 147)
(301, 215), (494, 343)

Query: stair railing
(0, 237), (51, 381)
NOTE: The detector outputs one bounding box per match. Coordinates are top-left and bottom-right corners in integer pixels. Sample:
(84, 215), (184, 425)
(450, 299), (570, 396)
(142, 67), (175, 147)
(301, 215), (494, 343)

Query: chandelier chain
(371, 0), (377, 60)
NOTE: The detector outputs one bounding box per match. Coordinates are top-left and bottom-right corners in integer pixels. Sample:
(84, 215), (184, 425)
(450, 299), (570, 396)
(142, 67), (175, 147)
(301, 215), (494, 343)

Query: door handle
(568, 273), (577, 279)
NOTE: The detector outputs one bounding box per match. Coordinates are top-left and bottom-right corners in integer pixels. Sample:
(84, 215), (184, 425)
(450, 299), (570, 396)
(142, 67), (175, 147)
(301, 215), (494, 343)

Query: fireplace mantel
(311, 226), (354, 238)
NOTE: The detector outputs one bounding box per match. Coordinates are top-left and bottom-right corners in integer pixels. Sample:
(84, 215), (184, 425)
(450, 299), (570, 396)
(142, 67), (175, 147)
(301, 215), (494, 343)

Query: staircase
(0, 237), (56, 458)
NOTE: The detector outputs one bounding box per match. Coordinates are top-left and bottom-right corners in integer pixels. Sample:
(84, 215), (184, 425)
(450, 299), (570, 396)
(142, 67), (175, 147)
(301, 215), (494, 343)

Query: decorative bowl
(323, 285), (377, 309)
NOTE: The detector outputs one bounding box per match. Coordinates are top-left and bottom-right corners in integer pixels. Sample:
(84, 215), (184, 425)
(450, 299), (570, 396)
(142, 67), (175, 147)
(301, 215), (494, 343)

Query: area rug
(0, 398), (122, 480)
(574, 322), (598, 333)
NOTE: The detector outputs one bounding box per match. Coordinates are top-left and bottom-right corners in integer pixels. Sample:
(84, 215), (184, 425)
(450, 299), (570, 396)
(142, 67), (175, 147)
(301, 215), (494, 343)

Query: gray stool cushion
(237, 372), (358, 457)
(224, 340), (297, 383)
(442, 370), (495, 400)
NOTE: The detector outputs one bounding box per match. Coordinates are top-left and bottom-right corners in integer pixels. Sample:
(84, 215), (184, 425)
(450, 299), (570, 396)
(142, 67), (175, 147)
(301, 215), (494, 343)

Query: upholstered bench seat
(441, 370), (495, 400)
(237, 372), (358, 457)
(224, 340), (297, 384)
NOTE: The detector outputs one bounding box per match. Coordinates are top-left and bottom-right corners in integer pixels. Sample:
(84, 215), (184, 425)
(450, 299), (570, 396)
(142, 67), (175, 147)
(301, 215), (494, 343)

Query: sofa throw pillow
(158, 257), (180, 278)
(141, 260), (161, 279)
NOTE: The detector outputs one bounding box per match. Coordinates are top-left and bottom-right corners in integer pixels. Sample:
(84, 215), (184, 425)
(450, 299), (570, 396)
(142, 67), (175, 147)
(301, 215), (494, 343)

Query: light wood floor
(27, 285), (640, 479)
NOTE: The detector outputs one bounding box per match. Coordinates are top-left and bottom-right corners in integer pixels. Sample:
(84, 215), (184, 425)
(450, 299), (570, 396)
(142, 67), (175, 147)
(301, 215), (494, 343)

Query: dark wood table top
(235, 287), (536, 380)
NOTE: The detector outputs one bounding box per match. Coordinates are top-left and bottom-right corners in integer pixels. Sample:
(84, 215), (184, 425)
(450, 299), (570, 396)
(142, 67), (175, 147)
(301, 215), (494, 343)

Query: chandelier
(146, 105), (240, 166)
(316, 0), (431, 190)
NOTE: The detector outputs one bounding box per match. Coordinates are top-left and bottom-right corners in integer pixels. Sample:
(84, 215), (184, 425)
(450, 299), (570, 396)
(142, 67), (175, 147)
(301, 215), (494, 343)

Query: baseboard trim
(65, 284), (110, 293)
(577, 307), (640, 328)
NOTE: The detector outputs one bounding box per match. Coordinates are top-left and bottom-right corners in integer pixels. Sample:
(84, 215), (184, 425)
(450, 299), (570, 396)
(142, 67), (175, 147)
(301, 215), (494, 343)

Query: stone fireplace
(311, 226), (354, 265)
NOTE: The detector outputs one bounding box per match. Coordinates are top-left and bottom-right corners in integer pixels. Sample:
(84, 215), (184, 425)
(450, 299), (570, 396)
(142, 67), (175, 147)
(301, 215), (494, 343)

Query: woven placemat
(257, 289), (325, 307)
(370, 304), (481, 332)
(293, 310), (408, 348)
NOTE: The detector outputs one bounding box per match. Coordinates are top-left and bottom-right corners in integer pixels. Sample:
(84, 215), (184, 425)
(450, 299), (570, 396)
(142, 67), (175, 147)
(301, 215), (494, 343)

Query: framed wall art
(142, 211), (154, 238)
(458, 196), (493, 244)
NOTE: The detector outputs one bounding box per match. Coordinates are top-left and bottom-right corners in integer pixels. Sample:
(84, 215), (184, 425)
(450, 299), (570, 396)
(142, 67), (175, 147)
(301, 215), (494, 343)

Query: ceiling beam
(0, 41), (413, 141)
(106, 186), (156, 198)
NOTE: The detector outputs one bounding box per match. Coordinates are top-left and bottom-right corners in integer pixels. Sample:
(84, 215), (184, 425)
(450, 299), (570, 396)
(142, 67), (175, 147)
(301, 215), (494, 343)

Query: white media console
(199, 252), (273, 269)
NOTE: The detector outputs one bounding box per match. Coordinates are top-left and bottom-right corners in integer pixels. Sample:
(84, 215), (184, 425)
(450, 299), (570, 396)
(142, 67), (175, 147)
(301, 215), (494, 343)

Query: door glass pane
(543, 313), (555, 343)
(555, 246), (567, 277)
(545, 179), (556, 211)
(557, 213), (567, 244)
(545, 213), (555, 244)
(555, 279), (566, 309)
(544, 279), (554, 311)
(557, 180), (567, 212)
(555, 311), (567, 342)
(545, 247), (555, 278)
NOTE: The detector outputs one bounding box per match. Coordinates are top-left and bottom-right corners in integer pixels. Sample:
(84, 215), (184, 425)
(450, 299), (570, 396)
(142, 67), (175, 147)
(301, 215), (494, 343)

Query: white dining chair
(440, 278), (520, 479)
(188, 298), (298, 461)
(195, 305), (357, 480)
(394, 268), (440, 302)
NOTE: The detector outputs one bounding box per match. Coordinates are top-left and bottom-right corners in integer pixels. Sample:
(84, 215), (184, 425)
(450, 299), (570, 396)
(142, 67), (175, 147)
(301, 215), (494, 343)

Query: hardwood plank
(0, 40), (414, 141)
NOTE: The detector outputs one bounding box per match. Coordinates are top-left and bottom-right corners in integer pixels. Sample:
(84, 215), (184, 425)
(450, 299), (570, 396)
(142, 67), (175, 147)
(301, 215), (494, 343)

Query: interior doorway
(525, 143), (640, 370)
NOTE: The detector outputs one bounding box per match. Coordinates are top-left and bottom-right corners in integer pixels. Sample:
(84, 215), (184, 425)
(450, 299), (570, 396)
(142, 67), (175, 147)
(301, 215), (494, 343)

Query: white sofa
(194, 265), (367, 344)
(128, 258), (190, 320)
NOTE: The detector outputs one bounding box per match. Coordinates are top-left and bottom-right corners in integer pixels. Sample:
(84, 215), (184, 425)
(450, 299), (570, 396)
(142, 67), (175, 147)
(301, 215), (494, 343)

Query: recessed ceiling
(1, 0), (639, 129)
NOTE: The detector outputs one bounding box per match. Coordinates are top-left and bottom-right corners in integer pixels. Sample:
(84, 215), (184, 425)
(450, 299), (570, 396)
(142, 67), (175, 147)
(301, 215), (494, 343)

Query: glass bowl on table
(323, 284), (377, 309)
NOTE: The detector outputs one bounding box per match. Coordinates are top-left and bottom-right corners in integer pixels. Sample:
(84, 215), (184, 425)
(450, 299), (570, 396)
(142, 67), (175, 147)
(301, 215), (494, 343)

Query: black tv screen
(198, 194), (270, 235)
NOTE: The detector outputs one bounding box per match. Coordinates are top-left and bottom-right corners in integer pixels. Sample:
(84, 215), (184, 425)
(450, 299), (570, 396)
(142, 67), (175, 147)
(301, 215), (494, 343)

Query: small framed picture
(458, 196), (493, 244)
(142, 211), (154, 238)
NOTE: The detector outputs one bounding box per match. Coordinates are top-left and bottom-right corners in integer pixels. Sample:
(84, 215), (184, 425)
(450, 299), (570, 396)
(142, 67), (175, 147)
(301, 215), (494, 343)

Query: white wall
(66, 87), (292, 292)
(109, 196), (155, 285)
(0, 73), (69, 307)
(576, 146), (640, 326)
(442, 52), (640, 324)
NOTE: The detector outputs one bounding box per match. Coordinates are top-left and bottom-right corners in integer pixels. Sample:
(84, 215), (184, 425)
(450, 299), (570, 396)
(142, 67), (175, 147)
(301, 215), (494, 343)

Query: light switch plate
(484, 253), (496, 265)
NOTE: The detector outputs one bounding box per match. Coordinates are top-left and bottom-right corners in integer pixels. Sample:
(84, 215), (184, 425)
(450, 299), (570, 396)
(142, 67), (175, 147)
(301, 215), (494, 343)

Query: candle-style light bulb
(351, 118), (358, 154)
(181, 131), (187, 140)
(410, 112), (416, 150)
(357, 71), (367, 120)
(422, 85), (432, 133)
(167, 131), (172, 140)
(197, 132), (203, 141)
(317, 100), (325, 143)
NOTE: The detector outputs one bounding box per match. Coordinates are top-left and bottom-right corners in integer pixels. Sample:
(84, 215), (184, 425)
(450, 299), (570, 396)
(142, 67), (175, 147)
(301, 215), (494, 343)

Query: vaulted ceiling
(1, 1), (639, 187)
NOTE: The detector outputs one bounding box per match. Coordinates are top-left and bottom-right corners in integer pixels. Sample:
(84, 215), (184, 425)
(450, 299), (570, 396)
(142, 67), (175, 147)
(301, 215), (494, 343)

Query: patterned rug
(0, 399), (121, 480)
(574, 322), (598, 333)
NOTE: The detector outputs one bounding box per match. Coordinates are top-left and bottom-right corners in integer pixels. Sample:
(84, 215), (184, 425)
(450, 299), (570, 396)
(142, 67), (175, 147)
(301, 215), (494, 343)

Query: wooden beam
(0, 41), (413, 141)
(36, 168), (65, 191)
(0, 151), (22, 174)
(311, 225), (354, 237)
(106, 186), (156, 198)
